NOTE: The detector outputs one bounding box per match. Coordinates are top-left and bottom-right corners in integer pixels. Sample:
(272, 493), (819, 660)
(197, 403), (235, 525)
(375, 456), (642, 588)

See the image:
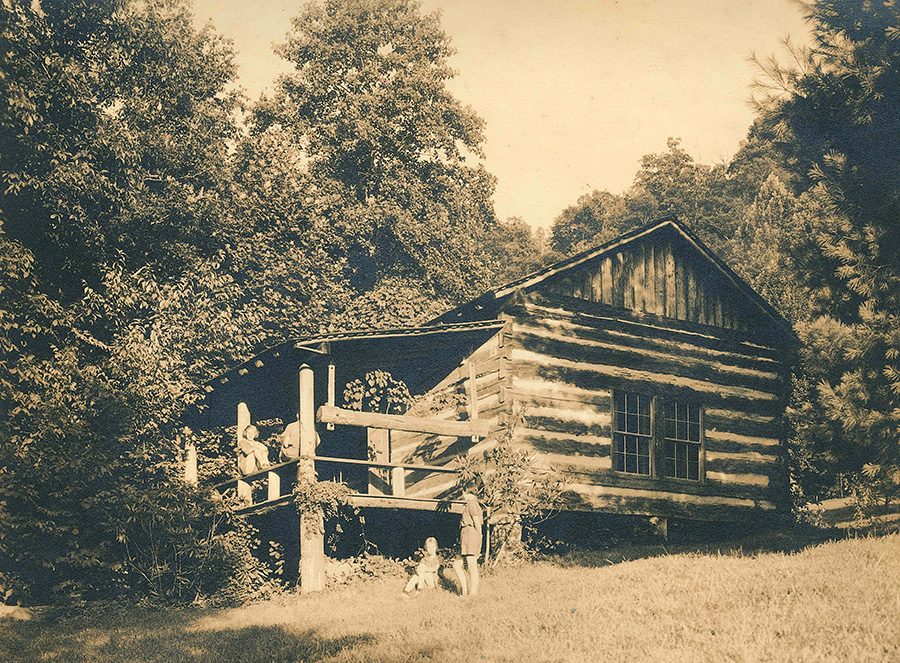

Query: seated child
(237, 424), (271, 476)
(402, 537), (442, 595)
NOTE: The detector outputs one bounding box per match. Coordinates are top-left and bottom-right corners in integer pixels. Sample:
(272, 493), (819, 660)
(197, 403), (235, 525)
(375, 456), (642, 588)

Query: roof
(431, 217), (795, 339)
(201, 318), (505, 393)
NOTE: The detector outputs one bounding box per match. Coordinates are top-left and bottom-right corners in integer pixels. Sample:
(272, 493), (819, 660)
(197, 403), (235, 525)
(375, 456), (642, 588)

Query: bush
(108, 479), (275, 604)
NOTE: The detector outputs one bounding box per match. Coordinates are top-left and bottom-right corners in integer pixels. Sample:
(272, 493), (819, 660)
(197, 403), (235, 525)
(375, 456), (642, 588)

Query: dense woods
(1, 0), (898, 604)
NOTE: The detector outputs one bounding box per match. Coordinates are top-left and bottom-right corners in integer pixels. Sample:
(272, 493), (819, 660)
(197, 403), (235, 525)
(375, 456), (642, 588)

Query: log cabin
(193, 217), (795, 575)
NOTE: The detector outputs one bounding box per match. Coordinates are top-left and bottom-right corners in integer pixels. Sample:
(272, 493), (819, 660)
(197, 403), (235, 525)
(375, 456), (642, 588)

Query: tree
(628, 138), (744, 254)
(482, 217), (555, 285)
(253, 0), (500, 306)
(0, 0), (268, 603)
(755, 0), (900, 507)
(549, 190), (627, 255)
(0, 0), (239, 300)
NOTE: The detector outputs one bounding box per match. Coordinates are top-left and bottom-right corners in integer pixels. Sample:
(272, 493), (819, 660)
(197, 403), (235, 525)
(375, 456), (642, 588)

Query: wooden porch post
(367, 428), (390, 495)
(236, 402), (251, 502)
(299, 364), (325, 593)
(182, 427), (198, 485)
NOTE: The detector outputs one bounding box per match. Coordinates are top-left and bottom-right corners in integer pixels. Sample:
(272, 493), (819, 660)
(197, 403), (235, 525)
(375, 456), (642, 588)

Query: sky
(192, 0), (811, 229)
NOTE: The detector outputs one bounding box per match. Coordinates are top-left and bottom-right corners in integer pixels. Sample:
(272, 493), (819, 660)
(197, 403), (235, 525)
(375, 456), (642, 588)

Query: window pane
(688, 404), (700, 424)
(689, 422), (700, 442)
(688, 444), (699, 480)
(638, 455), (649, 475)
(639, 414), (650, 436)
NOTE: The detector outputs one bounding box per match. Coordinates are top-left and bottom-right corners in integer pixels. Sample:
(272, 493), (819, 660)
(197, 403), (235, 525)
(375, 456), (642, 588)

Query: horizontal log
(510, 327), (781, 394)
(512, 368), (783, 420)
(521, 413), (610, 439)
(707, 471), (770, 487)
(530, 454), (613, 474)
(514, 427), (611, 458)
(705, 408), (781, 440)
(509, 379), (611, 406)
(559, 486), (779, 521)
(516, 296), (789, 360)
(559, 466), (775, 502)
(349, 494), (465, 514)
(513, 320), (781, 379)
(510, 348), (779, 402)
(317, 404), (494, 438)
(523, 403), (611, 427)
(706, 449), (779, 465)
(566, 481), (776, 509)
(705, 429), (780, 448)
(706, 455), (776, 477)
(510, 385), (612, 410)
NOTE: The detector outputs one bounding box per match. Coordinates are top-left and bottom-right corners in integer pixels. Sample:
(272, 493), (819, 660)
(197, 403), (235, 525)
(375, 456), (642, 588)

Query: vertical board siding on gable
(544, 236), (752, 333)
(503, 301), (787, 517)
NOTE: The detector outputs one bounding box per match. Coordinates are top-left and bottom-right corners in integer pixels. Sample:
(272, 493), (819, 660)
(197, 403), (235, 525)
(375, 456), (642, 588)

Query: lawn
(1, 531), (898, 663)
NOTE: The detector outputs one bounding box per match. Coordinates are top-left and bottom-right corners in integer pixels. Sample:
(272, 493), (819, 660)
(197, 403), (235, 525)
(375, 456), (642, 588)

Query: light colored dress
(460, 495), (483, 556)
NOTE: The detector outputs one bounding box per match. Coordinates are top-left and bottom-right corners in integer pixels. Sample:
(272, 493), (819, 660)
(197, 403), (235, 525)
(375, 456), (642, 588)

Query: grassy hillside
(1, 533), (898, 662)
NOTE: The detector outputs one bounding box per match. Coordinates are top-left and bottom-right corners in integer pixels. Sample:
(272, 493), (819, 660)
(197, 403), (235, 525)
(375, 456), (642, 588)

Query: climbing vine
(342, 370), (412, 414)
(292, 473), (353, 537)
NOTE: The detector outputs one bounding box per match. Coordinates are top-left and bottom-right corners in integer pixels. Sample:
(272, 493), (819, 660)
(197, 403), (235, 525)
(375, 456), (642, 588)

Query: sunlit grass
(2, 532), (898, 662)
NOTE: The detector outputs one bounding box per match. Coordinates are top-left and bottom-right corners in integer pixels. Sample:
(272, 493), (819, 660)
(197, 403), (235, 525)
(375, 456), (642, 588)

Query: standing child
(452, 489), (483, 596)
(402, 537), (442, 595)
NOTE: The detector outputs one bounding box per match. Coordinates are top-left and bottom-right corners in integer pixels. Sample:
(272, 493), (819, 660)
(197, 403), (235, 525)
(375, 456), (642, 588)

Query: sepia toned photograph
(0, 0), (898, 660)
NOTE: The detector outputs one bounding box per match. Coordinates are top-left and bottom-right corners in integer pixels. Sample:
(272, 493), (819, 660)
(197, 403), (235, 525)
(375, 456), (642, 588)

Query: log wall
(389, 330), (507, 500)
(505, 295), (790, 520)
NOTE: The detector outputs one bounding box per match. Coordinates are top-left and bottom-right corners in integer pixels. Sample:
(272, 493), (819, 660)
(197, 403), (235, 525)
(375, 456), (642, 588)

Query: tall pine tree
(756, 0), (900, 506)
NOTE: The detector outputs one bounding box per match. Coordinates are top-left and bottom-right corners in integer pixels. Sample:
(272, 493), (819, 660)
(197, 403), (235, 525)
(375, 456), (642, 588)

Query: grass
(1, 530), (898, 662)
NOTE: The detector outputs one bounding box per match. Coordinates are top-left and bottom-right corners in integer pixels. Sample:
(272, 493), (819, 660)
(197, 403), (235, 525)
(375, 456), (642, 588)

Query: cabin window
(613, 391), (651, 475)
(612, 392), (704, 481)
(663, 401), (701, 480)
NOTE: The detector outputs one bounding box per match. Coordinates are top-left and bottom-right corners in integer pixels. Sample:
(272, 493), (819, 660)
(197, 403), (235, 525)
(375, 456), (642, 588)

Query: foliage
(292, 472), (353, 537)
(456, 406), (567, 565)
(549, 190), (628, 255)
(323, 553), (406, 587)
(482, 217), (556, 285)
(342, 370), (412, 414)
(109, 481), (275, 604)
(0, 0), (267, 605)
(0, 0), (239, 300)
(253, 0), (500, 305)
(755, 0), (900, 506)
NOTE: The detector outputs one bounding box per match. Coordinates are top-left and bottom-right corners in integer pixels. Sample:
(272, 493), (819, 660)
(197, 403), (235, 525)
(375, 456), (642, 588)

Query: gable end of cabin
(488, 220), (795, 522)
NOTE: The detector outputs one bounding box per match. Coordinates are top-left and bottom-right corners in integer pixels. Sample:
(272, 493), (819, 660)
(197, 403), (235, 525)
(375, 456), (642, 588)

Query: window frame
(611, 390), (706, 483)
(611, 391), (653, 476)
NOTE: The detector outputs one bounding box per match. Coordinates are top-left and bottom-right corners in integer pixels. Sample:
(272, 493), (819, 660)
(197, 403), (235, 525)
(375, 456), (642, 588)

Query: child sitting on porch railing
(237, 424), (271, 476)
(402, 536), (442, 596)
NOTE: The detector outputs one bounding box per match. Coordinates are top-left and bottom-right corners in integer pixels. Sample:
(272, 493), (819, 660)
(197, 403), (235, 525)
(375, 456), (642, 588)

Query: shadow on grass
(530, 514), (866, 569)
(1, 613), (376, 663)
